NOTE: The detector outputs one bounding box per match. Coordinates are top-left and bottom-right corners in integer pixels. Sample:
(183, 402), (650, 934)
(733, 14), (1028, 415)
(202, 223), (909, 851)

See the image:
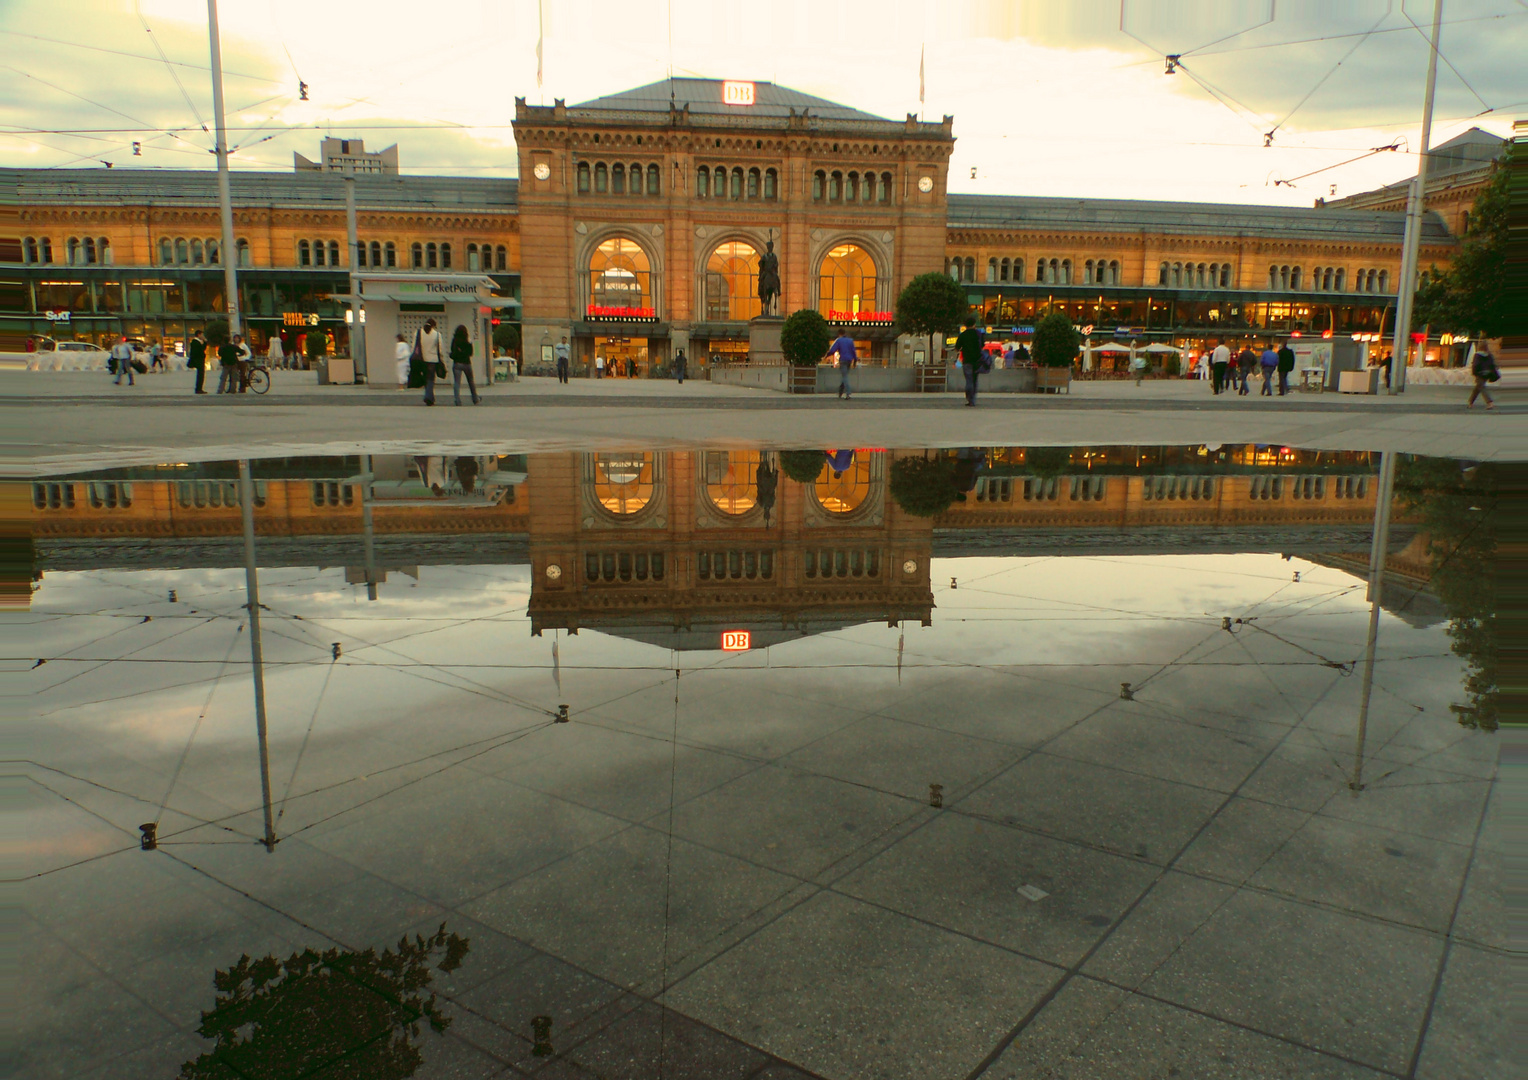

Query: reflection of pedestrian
(755, 454), (778, 525)
(674, 348), (687, 384)
(449, 324), (480, 405)
(1210, 339), (1231, 394)
(825, 332), (856, 400)
(952, 448), (987, 502)
(825, 448), (855, 475)
(1276, 339), (1295, 395)
(956, 323), (984, 406)
(555, 336), (570, 384)
(1467, 343), (1498, 410)
(414, 456), (447, 495)
(454, 456), (479, 493)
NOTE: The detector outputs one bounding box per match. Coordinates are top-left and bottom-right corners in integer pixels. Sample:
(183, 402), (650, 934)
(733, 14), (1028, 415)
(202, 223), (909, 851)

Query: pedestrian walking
(188, 330), (208, 394)
(418, 318), (448, 405)
(233, 335), (253, 392)
(956, 322), (984, 406)
(148, 340), (166, 373)
(1235, 344), (1256, 395)
(1276, 339), (1295, 395)
(1380, 351), (1393, 389)
(110, 335), (135, 386)
(1210, 339), (1231, 394)
(394, 333), (411, 389)
(1130, 349), (1149, 386)
(1259, 343), (1278, 396)
(824, 330), (857, 399)
(674, 347), (687, 384)
(554, 336), (570, 384)
(216, 336), (240, 393)
(595, 353), (605, 379)
(1467, 342), (1499, 410)
(448, 324), (480, 405)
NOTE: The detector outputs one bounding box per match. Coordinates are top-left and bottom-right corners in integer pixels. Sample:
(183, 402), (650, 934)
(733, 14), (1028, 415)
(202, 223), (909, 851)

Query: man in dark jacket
(674, 348), (687, 385)
(956, 323), (985, 406)
(187, 330), (208, 394)
(1235, 344), (1257, 396)
(1276, 339), (1296, 395)
(216, 337), (241, 394)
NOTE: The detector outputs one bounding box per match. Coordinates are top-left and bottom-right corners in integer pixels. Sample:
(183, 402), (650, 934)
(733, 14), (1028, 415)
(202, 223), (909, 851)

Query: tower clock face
(533, 162), (551, 180)
(918, 175), (934, 193)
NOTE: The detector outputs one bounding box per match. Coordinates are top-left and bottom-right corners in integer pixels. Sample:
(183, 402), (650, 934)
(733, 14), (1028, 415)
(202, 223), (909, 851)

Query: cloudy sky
(3, 0), (1523, 206)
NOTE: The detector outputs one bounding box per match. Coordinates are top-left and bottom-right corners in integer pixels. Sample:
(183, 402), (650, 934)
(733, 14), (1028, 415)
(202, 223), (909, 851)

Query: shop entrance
(594, 336), (648, 378)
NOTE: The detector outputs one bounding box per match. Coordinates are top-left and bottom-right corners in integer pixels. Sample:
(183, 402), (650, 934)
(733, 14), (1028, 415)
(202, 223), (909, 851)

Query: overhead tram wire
(136, 0), (211, 136)
(1400, 5), (1496, 114)
(1262, 5), (1392, 145)
(0, 30), (280, 83)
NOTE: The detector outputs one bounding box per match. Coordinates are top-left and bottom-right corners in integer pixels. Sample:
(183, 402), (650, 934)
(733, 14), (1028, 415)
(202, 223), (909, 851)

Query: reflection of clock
(917, 176), (934, 193)
(546, 564), (562, 580)
(533, 162), (551, 180)
(903, 559), (918, 574)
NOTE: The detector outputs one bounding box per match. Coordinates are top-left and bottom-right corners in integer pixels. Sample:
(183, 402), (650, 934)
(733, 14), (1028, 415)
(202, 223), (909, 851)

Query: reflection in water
(179, 926), (469, 1080)
(1396, 458), (1499, 729)
(593, 452), (655, 515)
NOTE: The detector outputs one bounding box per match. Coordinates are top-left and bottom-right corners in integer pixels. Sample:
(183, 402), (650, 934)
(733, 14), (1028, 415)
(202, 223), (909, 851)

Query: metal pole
(239, 459), (277, 849)
(359, 454), (377, 601)
(344, 166), (367, 383)
(207, 0), (241, 340)
(1388, 0), (1444, 395)
(1352, 451), (1397, 792)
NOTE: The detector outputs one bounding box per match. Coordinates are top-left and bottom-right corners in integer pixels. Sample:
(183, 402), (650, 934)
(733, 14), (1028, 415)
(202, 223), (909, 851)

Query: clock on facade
(917, 176), (934, 193)
(533, 162), (551, 180)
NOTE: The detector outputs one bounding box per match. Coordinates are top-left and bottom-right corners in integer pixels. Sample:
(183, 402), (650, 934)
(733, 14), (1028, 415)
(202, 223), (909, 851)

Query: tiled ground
(15, 550), (1503, 1079)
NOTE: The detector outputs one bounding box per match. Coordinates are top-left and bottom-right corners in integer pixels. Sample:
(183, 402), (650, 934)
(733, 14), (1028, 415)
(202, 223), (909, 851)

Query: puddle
(13, 445), (1501, 1079)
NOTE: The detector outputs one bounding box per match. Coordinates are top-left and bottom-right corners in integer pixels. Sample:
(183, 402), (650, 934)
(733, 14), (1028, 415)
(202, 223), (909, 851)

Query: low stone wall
(945, 366), (1037, 393)
(710, 364), (791, 391)
(822, 366), (918, 393)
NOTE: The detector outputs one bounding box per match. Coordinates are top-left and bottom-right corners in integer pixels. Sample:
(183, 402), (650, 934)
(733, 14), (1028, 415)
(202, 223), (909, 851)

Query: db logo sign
(721, 630), (751, 651)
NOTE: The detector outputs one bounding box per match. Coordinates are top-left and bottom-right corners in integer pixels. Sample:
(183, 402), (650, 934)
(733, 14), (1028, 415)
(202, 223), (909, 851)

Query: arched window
(880, 172), (892, 203)
(23, 237), (37, 263)
(964, 256), (976, 281)
(1060, 259), (1071, 285)
(189, 239), (203, 265)
(314, 239), (327, 267)
(160, 238), (173, 265)
(82, 237), (96, 264)
(705, 240), (761, 321)
(1012, 258), (1024, 283)
(1278, 265), (1289, 290)
(987, 257), (998, 283)
(1460, 210), (1470, 234)
(1268, 265), (1278, 289)
(1084, 259), (1094, 283)
(704, 450), (762, 514)
(814, 454), (873, 514)
(696, 165), (710, 197)
(369, 241), (381, 267)
(730, 167), (743, 199)
(207, 239), (219, 264)
(65, 237), (78, 265)
(467, 243), (479, 272)
(426, 242), (438, 269)
(828, 171), (842, 201)
(439, 243), (451, 269)
(1378, 269), (1388, 292)
(298, 240), (311, 267)
(818, 242), (878, 317)
(747, 168), (760, 199)
(589, 236), (653, 311)
(846, 172), (859, 203)
(1195, 263), (1206, 288)
(714, 164), (727, 197)
(1159, 262), (1170, 286)
(1109, 260), (1120, 285)
(1334, 267), (1345, 291)
(1289, 266), (1301, 290)
(495, 245), (506, 271)
(764, 168), (778, 199)
(999, 257), (1010, 282)
(611, 164), (625, 194)
(813, 170), (825, 200)
(1220, 264), (1230, 287)
(1323, 267), (1333, 291)
(411, 242), (423, 269)
(577, 161), (590, 193)
(385, 241), (397, 268)
(172, 238), (187, 264)
(239, 239), (252, 268)
(594, 162), (608, 193)
(948, 258), (961, 281)
(647, 163), (660, 195)
(592, 452), (655, 515)
(631, 163), (644, 195)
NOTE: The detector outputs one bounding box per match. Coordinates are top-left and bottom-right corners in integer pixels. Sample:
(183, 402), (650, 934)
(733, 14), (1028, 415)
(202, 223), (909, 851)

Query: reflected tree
(1024, 446), (1072, 479)
(1394, 457), (1497, 730)
(890, 455), (958, 517)
(179, 924), (470, 1080)
(779, 450), (827, 485)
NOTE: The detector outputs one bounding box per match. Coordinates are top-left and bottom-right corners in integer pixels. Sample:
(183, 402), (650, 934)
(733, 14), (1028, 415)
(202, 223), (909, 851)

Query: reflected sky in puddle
(13, 446), (1502, 1080)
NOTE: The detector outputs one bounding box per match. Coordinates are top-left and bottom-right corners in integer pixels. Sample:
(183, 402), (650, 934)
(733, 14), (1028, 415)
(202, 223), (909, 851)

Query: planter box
(790, 366), (818, 394)
(945, 366), (1035, 393)
(917, 364), (948, 392)
(1035, 366), (1071, 393)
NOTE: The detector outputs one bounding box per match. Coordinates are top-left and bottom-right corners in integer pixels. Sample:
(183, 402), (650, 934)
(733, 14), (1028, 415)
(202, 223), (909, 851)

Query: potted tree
(1031, 311), (1078, 393)
(894, 272), (965, 391)
(781, 308), (831, 394)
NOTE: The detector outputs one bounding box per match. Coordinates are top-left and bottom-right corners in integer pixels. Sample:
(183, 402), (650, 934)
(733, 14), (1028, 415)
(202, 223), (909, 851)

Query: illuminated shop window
(703, 450), (761, 514)
(589, 237), (652, 310)
(818, 244), (876, 318)
(814, 453), (873, 514)
(705, 241), (760, 321)
(593, 452), (655, 515)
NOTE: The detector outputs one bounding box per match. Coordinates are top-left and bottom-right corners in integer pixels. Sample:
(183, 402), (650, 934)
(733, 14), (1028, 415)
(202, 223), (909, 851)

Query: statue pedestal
(749, 316), (785, 364)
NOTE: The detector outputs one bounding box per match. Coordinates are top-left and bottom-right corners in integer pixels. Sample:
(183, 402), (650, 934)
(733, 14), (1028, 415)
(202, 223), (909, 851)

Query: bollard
(531, 1015), (554, 1057)
(139, 822), (158, 851)
(168, 589), (177, 603)
(1120, 682), (1134, 701)
(331, 642), (342, 659)
(928, 783), (943, 808)
(555, 704), (570, 723)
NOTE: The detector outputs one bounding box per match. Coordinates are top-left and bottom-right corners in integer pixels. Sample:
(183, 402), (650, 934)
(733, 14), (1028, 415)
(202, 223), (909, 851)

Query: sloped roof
(6, 168), (518, 210)
(1425, 127), (1506, 176)
(947, 193), (1453, 244)
(572, 78), (888, 122)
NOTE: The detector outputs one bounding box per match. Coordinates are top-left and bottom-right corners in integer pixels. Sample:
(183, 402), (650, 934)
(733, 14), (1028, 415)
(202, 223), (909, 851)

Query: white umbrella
(1143, 342), (1181, 353)
(1095, 343), (1132, 353)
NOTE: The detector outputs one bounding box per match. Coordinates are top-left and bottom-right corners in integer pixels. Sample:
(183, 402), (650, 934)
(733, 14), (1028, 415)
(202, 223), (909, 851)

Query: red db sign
(721, 630), (751, 651)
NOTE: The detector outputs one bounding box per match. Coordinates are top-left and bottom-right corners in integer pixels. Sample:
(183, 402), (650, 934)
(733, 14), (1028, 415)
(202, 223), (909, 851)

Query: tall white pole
(344, 165), (367, 382)
(1388, 0), (1444, 395)
(239, 459), (276, 850)
(208, 0), (241, 341)
(1351, 450), (1397, 793)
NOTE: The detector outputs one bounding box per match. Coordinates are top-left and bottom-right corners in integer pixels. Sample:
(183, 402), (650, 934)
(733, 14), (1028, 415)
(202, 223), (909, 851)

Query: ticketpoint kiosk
(341, 273), (501, 386)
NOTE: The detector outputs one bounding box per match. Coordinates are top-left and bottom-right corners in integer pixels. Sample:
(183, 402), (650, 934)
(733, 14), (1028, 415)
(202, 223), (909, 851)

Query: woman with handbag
(418, 319), (447, 405)
(448, 324), (481, 405)
(1467, 342), (1499, 410)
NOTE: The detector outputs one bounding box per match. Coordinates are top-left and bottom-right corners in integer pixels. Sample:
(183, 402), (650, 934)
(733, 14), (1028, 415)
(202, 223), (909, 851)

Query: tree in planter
(779, 450), (827, 485)
(1031, 311), (1080, 368)
(305, 331), (328, 367)
(894, 272), (966, 366)
(780, 309), (831, 367)
(889, 455), (958, 518)
(492, 322), (521, 356)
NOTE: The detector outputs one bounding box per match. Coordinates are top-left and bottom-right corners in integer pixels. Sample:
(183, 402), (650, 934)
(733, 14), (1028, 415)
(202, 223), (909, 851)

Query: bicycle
(243, 361), (271, 395)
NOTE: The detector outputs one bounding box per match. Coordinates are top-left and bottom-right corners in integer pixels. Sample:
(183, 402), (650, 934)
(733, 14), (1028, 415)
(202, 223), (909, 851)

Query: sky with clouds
(3, 0), (1523, 207)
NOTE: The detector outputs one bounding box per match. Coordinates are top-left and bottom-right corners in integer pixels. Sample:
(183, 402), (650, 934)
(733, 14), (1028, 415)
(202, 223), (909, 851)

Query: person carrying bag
(418, 318), (448, 405)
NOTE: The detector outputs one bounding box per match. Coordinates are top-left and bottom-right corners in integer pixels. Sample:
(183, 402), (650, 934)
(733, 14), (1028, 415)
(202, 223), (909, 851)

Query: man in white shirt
(554, 336), (570, 384)
(419, 319), (446, 405)
(595, 353), (605, 379)
(110, 336), (135, 386)
(1210, 338), (1232, 395)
